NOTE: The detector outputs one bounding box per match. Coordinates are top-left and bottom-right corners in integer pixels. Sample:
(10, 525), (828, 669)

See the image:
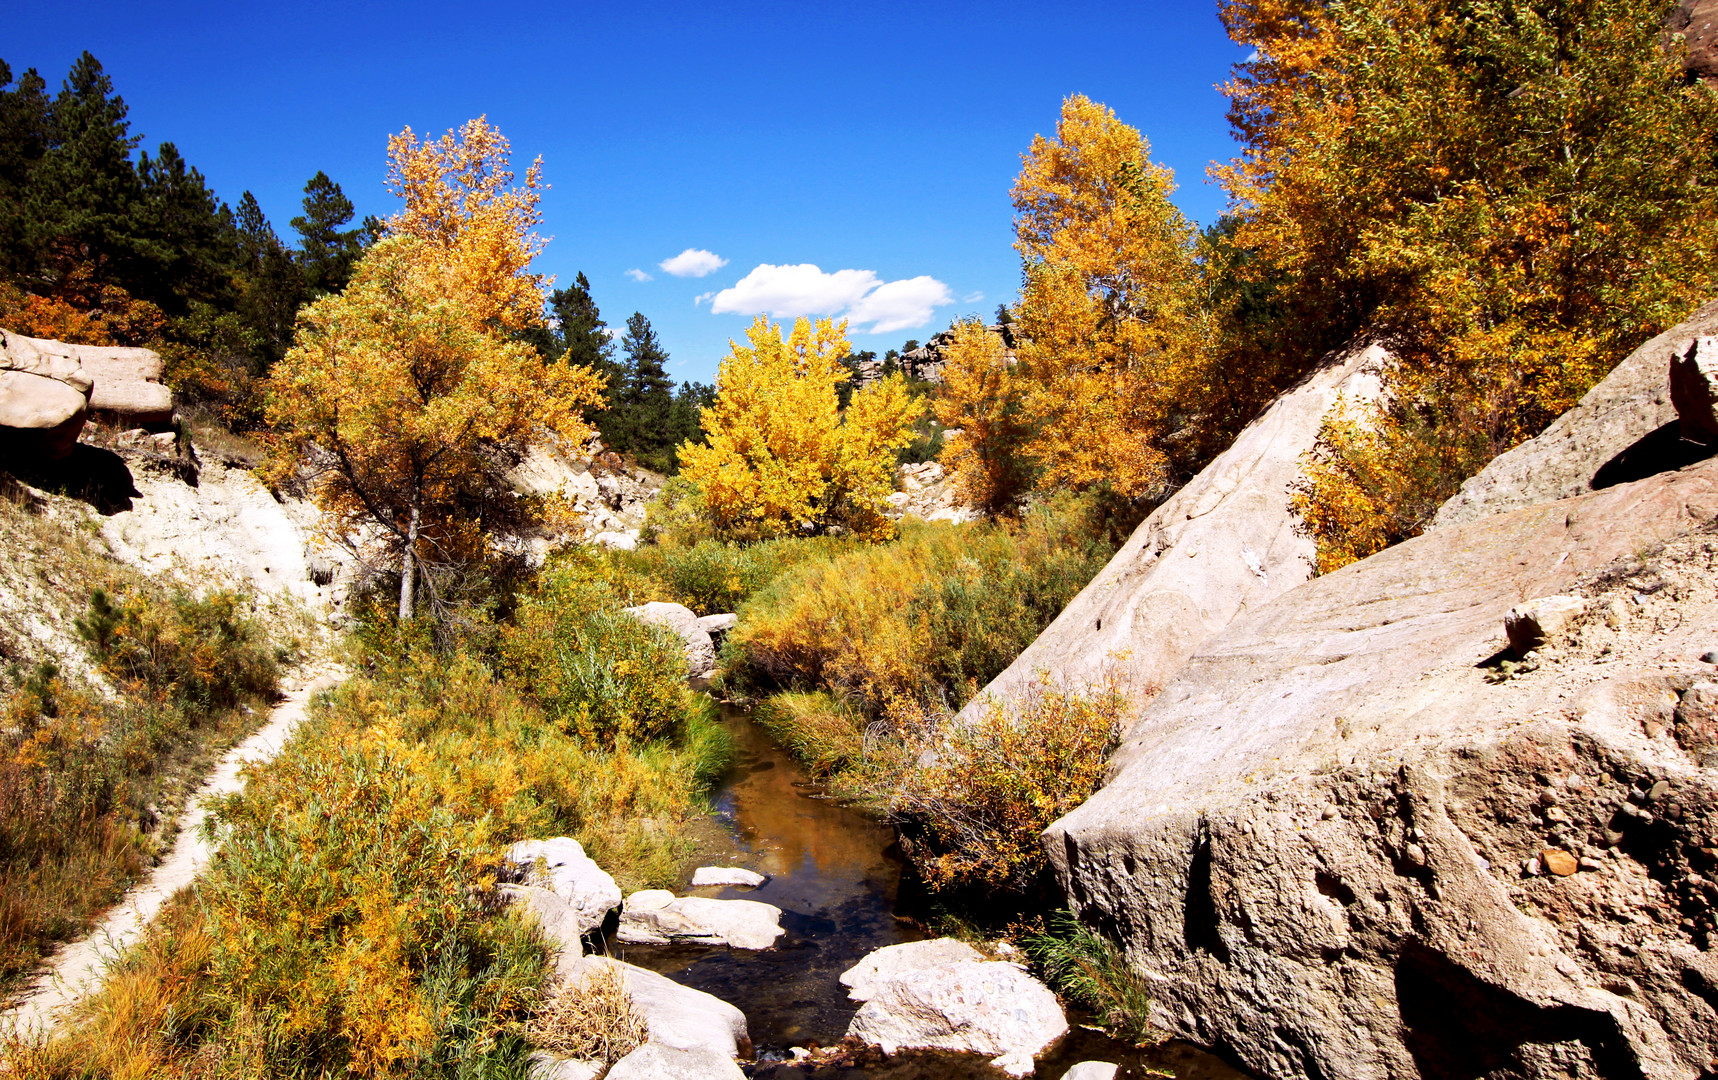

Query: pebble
(1702, 649), (1718, 664)
(1541, 849), (1579, 877)
(1647, 780), (1671, 803)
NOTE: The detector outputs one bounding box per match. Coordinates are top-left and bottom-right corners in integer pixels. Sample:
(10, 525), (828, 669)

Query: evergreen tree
(233, 191), (304, 370)
(668, 379), (716, 469)
(22, 51), (143, 292)
(136, 141), (234, 312)
(0, 62), (50, 278)
(291, 170), (364, 296)
(608, 311), (676, 470)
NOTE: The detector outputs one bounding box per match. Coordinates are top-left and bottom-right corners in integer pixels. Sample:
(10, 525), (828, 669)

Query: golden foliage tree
(1005, 95), (1213, 499)
(1219, 0), (1718, 569)
(267, 119), (604, 621)
(932, 319), (1033, 514)
(679, 316), (918, 541)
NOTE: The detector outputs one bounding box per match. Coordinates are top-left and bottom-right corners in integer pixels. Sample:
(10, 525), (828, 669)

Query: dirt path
(2, 664), (344, 1038)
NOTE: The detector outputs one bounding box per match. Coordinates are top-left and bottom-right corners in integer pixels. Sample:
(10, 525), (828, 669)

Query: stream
(613, 705), (1252, 1080)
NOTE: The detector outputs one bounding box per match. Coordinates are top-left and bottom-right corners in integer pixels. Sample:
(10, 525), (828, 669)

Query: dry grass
(525, 963), (648, 1066)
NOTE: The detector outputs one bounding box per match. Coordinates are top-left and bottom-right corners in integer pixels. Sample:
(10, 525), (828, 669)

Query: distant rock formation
(852, 324), (1018, 388)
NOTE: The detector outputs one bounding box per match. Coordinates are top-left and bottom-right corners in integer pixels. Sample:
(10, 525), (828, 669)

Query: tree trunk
(398, 501), (420, 623)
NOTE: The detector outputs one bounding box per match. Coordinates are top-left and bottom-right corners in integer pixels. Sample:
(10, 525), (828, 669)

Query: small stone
(1504, 596), (1588, 655)
(1647, 780), (1671, 803)
(1320, 804), (1339, 820)
(1404, 843), (1427, 868)
(1700, 649), (1718, 664)
(1541, 849), (1579, 877)
(691, 866), (767, 888)
(1524, 857), (1543, 877)
(1579, 857), (1603, 871)
(1544, 807), (1571, 824)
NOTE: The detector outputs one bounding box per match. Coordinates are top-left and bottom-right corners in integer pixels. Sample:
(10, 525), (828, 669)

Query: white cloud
(659, 248), (728, 278)
(708, 263), (953, 334)
(961, 291), (985, 304)
(625, 268), (653, 282)
(693, 291), (715, 306)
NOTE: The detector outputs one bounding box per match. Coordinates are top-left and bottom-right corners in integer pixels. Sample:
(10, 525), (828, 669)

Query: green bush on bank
(722, 492), (1115, 717)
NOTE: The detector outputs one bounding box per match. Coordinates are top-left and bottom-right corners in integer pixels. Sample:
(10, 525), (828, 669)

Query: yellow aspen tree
(1010, 95), (1212, 498)
(268, 119), (605, 622)
(932, 319), (1033, 514)
(679, 316), (917, 540)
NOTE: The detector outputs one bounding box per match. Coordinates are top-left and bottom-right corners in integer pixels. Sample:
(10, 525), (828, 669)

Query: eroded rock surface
(617, 889), (784, 950)
(1434, 301), (1718, 529)
(505, 837), (622, 934)
(1046, 458), (1718, 1080)
(840, 942), (1068, 1078)
(565, 955), (750, 1058)
(957, 340), (1387, 720)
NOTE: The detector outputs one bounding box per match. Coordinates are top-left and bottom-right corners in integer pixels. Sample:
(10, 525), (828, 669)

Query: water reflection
(615, 704), (1251, 1079)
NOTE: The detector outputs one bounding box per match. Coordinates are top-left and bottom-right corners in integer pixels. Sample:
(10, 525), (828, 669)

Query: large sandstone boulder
(564, 955), (750, 1058)
(1045, 455), (1718, 1079)
(75, 344), (173, 426)
(1433, 300), (1718, 529)
(956, 340), (1388, 721)
(840, 941), (1069, 1077)
(0, 328), (93, 459)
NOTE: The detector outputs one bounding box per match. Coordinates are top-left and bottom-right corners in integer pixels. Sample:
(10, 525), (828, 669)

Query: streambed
(611, 705), (1251, 1080)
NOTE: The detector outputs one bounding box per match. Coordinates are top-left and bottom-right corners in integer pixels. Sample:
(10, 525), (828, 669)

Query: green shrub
(1026, 909), (1156, 1046)
(0, 584), (281, 990)
(886, 674), (1127, 893)
(725, 492), (1114, 715)
(608, 534), (852, 616)
(500, 559), (694, 748)
(14, 649), (727, 1079)
(753, 691), (870, 781)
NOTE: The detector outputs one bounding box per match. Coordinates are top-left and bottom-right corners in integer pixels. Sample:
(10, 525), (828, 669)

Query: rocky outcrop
(886, 461), (975, 524)
(505, 837), (622, 934)
(1670, 0), (1718, 81)
(1045, 450), (1718, 1078)
(501, 884), (584, 979)
(1433, 301), (1718, 529)
(623, 602), (716, 678)
(507, 437), (661, 550)
(1, 329), (93, 459)
(957, 339), (1388, 721)
(840, 939), (1068, 1078)
(566, 955), (750, 1058)
(616, 889), (785, 949)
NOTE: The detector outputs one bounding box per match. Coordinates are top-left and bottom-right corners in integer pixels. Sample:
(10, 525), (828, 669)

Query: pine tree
(233, 191), (304, 370)
(0, 62), (50, 278)
(611, 311), (676, 470)
(291, 170), (364, 296)
(136, 141), (233, 312)
(23, 52), (144, 291)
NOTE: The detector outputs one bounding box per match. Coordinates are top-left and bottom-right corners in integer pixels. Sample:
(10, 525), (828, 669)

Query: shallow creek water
(610, 705), (1252, 1080)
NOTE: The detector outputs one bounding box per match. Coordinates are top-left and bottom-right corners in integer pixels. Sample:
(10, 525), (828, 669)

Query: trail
(1, 663), (345, 1039)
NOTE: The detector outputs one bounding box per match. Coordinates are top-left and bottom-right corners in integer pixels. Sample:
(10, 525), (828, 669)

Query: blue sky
(5, 2), (1249, 385)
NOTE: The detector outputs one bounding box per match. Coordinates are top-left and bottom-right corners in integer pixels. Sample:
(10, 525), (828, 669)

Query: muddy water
(617, 705), (1250, 1080)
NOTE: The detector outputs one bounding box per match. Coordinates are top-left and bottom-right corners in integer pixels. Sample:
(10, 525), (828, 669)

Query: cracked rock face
(1047, 454), (1718, 1080)
(956, 339), (1388, 722)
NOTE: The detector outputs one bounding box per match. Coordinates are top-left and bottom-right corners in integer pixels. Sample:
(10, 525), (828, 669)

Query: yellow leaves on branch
(268, 117), (604, 617)
(385, 115), (550, 332)
(933, 319), (1032, 514)
(943, 94), (1212, 503)
(679, 316), (918, 542)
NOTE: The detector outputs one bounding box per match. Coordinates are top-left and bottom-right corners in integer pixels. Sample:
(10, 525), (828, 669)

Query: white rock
(623, 601), (715, 676)
(624, 888), (676, 912)
(527, 1052), (600, 1080)
(692, 866), (766, 888)
(1504, 595), (1588, 655)
(839, 938), (984, 1001)
(566, 956), (749, 1057)
(845, 958), (1067, 1076)
(618, 894), (785, 950)
(500, 884), (583, 979)
(605, 1042), (744, 1080)
(594, 529), (639, 551)
(1059, 1063), (1119, 1080)
(1672, 334), (1718, 442)
(695, 612), (738, 635)
(506, 837), (621, 933)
